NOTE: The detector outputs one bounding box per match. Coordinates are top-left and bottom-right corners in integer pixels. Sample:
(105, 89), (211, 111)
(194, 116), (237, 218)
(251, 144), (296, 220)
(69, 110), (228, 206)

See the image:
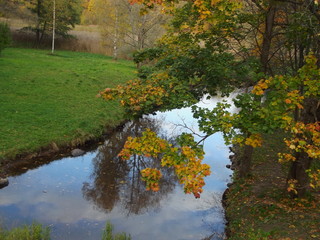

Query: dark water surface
(0, 100), (232, 240)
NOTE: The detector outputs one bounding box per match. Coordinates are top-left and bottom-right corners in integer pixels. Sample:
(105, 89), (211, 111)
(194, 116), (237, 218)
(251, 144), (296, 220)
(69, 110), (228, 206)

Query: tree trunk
(298, 44), (305, 69)
(260, 4), (277, 75)
(39, 21), (46, 45)
(35, 0), (42, 45)
(238, 144), (254, 178)
(287, 152), (312, 198)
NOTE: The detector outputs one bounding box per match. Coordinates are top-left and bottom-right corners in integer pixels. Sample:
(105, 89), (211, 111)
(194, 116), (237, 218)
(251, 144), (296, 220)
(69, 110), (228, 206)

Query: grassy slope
(0, 48), (135, 160)
(225, 131), (320, 240)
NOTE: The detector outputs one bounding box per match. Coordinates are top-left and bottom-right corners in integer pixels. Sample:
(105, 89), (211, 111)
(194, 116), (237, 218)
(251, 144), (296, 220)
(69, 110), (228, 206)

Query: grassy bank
(0, 48), (135, 161)
(225, 132), (320, 239)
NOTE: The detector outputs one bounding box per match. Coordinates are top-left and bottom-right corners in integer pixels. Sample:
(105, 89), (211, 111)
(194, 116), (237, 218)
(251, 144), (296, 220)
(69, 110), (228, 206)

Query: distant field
(0, 48), (135, 160)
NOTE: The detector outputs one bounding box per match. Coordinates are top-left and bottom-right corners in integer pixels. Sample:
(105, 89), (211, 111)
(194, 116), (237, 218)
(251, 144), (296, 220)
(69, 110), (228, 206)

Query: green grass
(0, 47), (135, 160)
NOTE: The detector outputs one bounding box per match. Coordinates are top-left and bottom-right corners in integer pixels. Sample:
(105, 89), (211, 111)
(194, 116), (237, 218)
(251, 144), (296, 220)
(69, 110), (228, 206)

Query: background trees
(82, 0), (166, 59)
(0, 0), (83, 46)
(26, 0), (82, 45)
(1, 0), (165, 57)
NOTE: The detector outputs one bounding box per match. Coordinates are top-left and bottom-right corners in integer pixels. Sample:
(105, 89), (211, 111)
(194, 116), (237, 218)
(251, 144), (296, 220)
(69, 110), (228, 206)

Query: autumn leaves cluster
(118, 129), (210, 198)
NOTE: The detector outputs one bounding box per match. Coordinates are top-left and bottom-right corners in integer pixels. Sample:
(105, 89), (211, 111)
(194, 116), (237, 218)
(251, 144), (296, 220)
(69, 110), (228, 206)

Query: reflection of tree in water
(82, 117), (177, 215)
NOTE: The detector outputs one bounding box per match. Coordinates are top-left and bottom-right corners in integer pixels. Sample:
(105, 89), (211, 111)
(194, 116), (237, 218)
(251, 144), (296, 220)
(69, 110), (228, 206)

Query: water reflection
(82, 118), (176, 215)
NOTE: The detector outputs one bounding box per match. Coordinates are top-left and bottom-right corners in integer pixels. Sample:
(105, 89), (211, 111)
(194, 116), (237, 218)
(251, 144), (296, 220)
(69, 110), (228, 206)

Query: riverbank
(224, 131), (320, 240)
(0, 48), (134, 168)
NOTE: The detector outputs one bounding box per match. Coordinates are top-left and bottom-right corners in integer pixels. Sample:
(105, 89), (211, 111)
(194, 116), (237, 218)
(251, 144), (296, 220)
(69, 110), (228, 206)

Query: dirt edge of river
(222, 145), (238, 239)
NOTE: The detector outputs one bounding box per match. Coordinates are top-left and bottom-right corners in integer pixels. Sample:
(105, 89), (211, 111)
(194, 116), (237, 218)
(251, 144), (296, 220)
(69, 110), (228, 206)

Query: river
(0, 97), (232, 240)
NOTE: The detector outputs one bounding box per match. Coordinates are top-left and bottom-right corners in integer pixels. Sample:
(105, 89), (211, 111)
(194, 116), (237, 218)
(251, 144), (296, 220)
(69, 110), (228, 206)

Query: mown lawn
(0, 48), (135, 160)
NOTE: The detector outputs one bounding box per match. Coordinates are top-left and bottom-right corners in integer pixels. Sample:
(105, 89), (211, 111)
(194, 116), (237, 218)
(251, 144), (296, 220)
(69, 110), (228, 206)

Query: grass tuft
(0, 223), (50, 240)
(102, 222), (132, 240)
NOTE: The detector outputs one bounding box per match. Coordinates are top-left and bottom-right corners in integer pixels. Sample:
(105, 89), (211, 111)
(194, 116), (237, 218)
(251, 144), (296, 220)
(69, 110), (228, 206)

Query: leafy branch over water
(118, 129), (210, 198)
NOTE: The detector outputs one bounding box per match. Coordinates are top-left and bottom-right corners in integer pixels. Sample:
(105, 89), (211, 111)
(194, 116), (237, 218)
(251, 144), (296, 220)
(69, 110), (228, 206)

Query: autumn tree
(192, 54), (320, 197)
(100, 0), (320, 197)
(127, 0), (320, 172)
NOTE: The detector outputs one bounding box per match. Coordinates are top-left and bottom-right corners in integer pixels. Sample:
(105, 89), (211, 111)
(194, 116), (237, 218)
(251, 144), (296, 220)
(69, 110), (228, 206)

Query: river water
(0, 98), (232, 240)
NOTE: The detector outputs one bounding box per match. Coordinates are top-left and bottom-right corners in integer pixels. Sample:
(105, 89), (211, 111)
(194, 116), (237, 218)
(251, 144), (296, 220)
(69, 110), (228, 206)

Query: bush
(0, 22), (11, 54)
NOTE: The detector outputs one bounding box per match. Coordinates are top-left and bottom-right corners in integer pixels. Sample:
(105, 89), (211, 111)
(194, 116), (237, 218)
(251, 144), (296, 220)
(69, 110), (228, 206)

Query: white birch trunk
(51, 0), (56, 54)
(113, 3), (119, 60)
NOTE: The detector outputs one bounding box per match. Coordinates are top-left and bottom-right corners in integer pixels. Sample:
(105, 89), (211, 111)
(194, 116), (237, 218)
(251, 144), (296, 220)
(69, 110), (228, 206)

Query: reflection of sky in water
(0, 99), (232, 240)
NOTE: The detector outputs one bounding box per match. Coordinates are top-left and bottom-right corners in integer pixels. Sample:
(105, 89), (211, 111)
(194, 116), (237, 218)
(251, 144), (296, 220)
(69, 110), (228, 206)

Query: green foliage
(135, 39), (259, 98)
(102, 222), (131, 240)
(192, 101), (235, 142)
(0, 223), (50, 240)
(0, 48), (134, 161)
(23, 0), (82, 40)
(0, 22), (11, 54)
(192, 95), (264, 148)
(133, 47), (163, 65)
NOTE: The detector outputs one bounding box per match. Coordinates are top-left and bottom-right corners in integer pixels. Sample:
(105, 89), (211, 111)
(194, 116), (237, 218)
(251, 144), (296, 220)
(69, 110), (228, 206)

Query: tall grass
(102, 222), (131, 240)
(0, 222), (131, 240)
(0, 48), (135, 160)
(0, 223), (50, 240)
